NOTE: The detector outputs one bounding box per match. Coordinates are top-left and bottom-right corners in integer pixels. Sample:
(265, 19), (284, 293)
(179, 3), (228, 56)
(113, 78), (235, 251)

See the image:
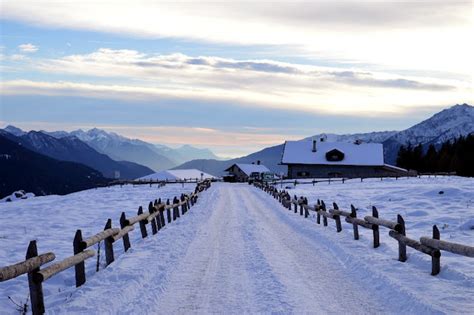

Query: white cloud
(1, 47), (471, 116)
(2, 1), (472, 77)
(9, 54), (29, 61)
(18, 43), (39, 53)
(20, 48), (469, 115)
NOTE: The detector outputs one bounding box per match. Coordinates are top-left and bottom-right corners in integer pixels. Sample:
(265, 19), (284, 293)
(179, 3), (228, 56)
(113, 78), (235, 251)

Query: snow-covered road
(48, 183), (453, 314)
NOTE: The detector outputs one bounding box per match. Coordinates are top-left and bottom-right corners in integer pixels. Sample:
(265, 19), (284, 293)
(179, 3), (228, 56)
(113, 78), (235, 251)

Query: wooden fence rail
(254, 181), (472, 277)
(0, 179), (212, 314)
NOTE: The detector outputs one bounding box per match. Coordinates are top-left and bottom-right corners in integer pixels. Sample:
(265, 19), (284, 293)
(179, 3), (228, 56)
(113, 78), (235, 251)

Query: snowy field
(281, 176), (474, 273)
(0, 183), (195, 313)
(1, 178), (473, 314)
(278, 176), (474, 311)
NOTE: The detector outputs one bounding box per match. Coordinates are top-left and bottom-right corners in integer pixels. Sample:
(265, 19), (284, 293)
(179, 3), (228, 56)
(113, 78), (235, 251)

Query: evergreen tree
(395, 133), (474, 177)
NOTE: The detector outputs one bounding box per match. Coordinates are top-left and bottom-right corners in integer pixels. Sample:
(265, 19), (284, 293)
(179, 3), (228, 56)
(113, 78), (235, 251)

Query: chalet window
(325, 149), (345, 162)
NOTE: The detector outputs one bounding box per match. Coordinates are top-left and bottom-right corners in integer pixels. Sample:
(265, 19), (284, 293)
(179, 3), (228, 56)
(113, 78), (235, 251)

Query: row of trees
(396, 134), (474, 177)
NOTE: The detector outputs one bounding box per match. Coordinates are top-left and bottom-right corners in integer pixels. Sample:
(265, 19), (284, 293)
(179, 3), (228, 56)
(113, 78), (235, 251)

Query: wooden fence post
(154, 200), (162, 230)
(181, 195), (186, 214)
(372, 206), (380, 248)
(137, 206), (148, 239)
(172, 198), (177, 221)
(333, 202), (342, 232)
(432, 225), (441, 275)
(350, 205), (359, 240)
(160, 207), (166, 228)
(304, 198), (309, 218)
(26, 240), (45, 315)
(294, 196), (298, 213)
(321, 201), (328, 226)
(397, 214), (407, 262)
(73, 229), (86, 287)
(175, 197), (180, 219)
(316, 199), (321, 224)
(119, 212), (131, 252)
(157, 198), (165, 227)
(148, 202), (158, 235)
(166, 199), (172, 223)
(104, 219), (114, 266)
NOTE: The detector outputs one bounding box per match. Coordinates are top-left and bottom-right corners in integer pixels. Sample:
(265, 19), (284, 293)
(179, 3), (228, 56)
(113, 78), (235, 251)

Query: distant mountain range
(0, 129), (153, 179)
(3, 126), (221, 172)
(44, 128), (219, 171)
(176, 104), (474, 176)
(1, 103), (471, 196)
(0, 133), (108, 199)
(383, 104), (474, 163)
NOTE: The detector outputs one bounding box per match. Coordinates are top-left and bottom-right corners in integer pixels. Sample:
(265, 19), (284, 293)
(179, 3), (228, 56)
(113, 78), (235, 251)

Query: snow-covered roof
(226, 163), (271, 176)
(281, 140), (384, 166)
(137, 169), (215, 181)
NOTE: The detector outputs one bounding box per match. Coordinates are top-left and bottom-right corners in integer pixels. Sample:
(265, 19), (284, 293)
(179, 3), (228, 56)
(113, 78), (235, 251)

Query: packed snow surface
(1, 178), (473, 314)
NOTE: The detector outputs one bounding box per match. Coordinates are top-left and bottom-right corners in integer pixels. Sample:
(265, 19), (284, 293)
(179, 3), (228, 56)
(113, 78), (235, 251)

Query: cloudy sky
(0, 0), (472, 157)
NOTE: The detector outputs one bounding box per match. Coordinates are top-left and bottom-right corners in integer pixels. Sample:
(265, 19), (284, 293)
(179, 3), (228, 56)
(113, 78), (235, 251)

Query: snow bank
(274, 176), (474, 311)
(0, 183), (194, 314)
(0, 190), (35, 202)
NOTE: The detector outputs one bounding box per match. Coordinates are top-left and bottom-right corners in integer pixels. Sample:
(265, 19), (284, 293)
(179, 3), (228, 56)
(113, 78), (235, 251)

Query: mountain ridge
(41, 128), (220, 170)
(0, 133), (108, 198)
(175, 104), (473, 176)
(0, 129), (154, 179)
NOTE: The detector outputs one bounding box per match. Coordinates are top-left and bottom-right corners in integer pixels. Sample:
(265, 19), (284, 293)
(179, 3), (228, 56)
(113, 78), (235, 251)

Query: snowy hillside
(383, 103), (474, 163)
(0, 183), (195, 313)
(387, 104), (474, 145)
(1, 178), (473, 313)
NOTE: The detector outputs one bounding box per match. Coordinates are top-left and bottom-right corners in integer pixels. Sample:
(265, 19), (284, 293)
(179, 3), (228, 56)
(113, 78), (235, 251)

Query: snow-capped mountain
(382, 103), (474, 163)
(176, 104), (473, 175)
(45, 128), (219, 171)
(46, 128), (175, 172)
(386, 104), (474, 145)
(3, 125), (26, 137)
(0, 129), (154, 179)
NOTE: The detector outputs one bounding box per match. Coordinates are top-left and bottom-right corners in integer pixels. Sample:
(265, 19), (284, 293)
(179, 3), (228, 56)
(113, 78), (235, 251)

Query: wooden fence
(106, 178), (216, 188)
(0, 180), (212, 314)
(267, 172), (454, 188)
(254, 182), (473, 276)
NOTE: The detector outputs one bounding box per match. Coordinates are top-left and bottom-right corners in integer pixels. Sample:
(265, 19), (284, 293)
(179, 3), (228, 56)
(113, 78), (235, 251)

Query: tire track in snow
(247, 185), (444, 314)
(154, 185), (294, 313)
(48, 183), (435, 314)
(237, 185), (388, 314)
(152, 185), (259, 313)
